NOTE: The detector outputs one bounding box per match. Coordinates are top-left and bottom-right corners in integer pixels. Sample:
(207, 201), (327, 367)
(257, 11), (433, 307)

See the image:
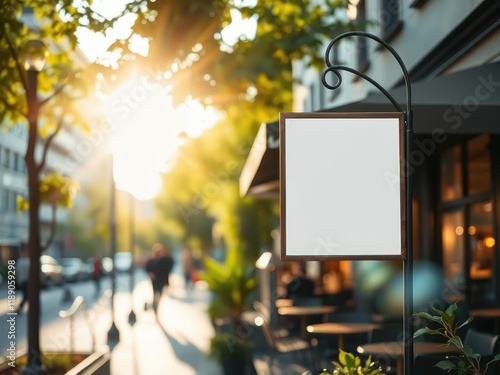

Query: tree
(0, 2), (129, 373)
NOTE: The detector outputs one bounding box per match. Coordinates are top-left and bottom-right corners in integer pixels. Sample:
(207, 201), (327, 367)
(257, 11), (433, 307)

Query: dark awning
(239, 62), (500, 198)
(329, 61), (500, 134)
(239, 122), (279, 198)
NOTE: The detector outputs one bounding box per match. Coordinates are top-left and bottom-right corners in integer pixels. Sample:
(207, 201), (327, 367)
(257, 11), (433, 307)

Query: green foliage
(200, 248), (257, 322)
(414, 303), (500, 375)
(17, 171), (79, 211)
(318, 349), (383, 375)
(208, 331), (253, 362)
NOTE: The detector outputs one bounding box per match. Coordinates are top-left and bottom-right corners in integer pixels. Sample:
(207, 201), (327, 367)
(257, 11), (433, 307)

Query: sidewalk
(108, 274), (222, 375)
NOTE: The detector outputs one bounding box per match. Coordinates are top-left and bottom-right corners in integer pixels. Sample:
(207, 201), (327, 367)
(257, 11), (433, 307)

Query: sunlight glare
(103, 77), (220, 200)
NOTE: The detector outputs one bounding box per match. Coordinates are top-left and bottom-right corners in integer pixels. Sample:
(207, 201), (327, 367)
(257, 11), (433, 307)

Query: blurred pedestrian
(145, 243), (174, 314)
(16, 246), (30, 312)
(92, 253), (103, 299)
(181, 246), (195, 290)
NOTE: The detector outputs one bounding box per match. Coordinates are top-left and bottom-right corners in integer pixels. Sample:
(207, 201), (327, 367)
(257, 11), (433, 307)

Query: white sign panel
(280, 112), (405, 260)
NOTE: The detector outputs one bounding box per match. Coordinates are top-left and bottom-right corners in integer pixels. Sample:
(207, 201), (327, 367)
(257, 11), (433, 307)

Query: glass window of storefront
(440, 134), (495, 307)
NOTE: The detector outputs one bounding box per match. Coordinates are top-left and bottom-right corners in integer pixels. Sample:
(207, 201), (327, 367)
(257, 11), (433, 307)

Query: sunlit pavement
(1, 273), (222, 375)
(108, 274), (222, 375)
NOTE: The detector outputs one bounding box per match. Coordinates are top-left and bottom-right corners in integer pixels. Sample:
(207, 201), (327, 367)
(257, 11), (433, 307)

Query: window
(380, 0), (402, 41)
(467, 134), (491, 195)
(440, 135), (495, 307)
(1, 147), (9, 168)
(441, 145), (462, 201)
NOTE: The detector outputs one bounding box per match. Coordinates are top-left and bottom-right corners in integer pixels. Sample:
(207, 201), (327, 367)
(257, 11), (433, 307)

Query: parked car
(113, 252), (132, 273)
(59, 257), (87, 282)
(40, 255), (65, 287)
(85, 256), (113, 277)
(102, 257), (113, 275)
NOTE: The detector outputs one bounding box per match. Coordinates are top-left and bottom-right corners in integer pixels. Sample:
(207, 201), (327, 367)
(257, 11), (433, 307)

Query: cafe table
(357, 341), (460, 375)
(275, 298), (294, 308)
(469, 307), (500, 332)
(306, 322), (380, 350)
(277, 305), (336, 339)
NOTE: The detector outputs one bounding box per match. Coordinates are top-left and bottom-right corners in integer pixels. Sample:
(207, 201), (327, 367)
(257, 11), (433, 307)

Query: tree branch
(40, 83), (67, 107)
(37, 112), (65, 173)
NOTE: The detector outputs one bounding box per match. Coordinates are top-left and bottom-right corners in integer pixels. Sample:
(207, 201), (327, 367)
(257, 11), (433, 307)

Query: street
(0, 269), (147, 355)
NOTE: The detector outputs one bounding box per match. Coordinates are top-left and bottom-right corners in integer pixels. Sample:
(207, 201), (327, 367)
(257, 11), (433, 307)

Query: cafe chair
(464, 328), (499, 355)
(358, 324), (403, 375)
(254, 301), (315, 370)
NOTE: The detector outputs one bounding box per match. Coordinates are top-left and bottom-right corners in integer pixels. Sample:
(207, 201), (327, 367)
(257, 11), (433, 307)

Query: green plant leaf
(456, 315), (474, 331)
(449, 336), (464, 349)
(436, 360), (457, 371)
(414, 311), (442, 323)
(414, 327), (442, 337)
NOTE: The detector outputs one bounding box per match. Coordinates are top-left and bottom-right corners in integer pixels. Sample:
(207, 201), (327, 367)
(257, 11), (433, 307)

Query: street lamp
(20, 39), (47, 375)
(128, 192), (136, 325)
(107, 155), (120, 343)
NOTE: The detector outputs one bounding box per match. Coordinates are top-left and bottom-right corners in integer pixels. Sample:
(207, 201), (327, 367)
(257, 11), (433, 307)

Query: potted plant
(200, 248), (258, 375)
(414, 302), (500, 375)
(316, 349), (383, 375)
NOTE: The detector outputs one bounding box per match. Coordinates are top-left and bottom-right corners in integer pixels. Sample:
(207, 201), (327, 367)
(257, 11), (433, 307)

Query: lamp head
(21, 40), (47, 72)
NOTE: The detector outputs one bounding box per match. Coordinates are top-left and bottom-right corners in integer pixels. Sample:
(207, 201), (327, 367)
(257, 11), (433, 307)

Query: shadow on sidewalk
(157, 319), (209, 373)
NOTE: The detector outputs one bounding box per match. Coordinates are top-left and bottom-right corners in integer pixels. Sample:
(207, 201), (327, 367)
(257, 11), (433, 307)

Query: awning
(330, 61), (500, 134)
(239, 122), (279, 198)
(239, 62), (500, 198)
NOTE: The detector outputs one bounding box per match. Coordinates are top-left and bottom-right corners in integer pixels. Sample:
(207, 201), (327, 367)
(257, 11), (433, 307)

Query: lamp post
(107, 155), (120, 343)
(20, 39), (47, 375)
(128, 192), (136, 325)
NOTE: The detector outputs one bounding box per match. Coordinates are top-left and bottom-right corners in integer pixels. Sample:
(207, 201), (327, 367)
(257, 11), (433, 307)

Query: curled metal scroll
(321, 31), (412, 125)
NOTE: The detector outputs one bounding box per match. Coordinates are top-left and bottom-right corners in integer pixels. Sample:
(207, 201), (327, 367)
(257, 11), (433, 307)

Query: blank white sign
(280, 112), (405, 260)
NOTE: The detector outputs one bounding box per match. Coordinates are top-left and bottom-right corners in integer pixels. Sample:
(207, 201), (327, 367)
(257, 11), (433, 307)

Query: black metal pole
(107, 155), (120, 343)
(128, 192), (136, 325)
(322, 31), (414, 375)
(23, 69), (45, 375)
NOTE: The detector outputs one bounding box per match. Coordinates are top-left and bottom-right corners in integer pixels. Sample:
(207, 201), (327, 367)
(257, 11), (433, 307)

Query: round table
(278, 305), (336, 339)
(306, 322), (380, 349)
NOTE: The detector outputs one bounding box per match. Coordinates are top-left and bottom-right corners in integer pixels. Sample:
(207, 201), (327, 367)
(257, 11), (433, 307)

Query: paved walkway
(108, 274), (222, 375)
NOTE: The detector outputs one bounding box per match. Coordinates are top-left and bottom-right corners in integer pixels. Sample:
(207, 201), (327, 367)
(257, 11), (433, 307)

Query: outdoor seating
(254, 301), (315, 369)
(414, 328), (499, 375)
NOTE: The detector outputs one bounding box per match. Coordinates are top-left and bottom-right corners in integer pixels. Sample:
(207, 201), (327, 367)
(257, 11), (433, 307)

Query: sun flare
(103, 76), (219, 200)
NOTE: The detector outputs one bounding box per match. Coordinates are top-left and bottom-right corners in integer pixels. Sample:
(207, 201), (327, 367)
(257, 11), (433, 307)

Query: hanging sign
(280, 112), (406, 260)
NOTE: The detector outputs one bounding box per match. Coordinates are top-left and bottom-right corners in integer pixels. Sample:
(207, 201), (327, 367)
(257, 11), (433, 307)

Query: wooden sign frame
(280, 112), (406, 260)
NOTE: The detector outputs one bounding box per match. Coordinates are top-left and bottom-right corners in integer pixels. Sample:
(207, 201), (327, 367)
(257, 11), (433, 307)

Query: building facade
(241, 0), (500, 310)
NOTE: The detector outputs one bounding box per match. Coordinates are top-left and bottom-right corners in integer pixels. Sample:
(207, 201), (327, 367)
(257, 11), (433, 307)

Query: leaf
(449, 336), (464, 349)
(414, 311), (442, 323)
(456, 315), (474, 331)
(436, 360), (457, 371)
(414, 327), (442, 337)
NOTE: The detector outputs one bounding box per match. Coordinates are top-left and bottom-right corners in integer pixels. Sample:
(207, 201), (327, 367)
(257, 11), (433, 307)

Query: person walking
(16, 246), (30, 312)
(145, 243), (174, 315)
(181, 245), (195, 291)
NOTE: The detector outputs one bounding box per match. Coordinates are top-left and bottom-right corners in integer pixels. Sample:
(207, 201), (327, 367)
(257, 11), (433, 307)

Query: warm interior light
(468, 226), (477, 235)
(21, 40), (48, 72)
(455, 226), (464, 236)
(483, 236), (495, 248)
